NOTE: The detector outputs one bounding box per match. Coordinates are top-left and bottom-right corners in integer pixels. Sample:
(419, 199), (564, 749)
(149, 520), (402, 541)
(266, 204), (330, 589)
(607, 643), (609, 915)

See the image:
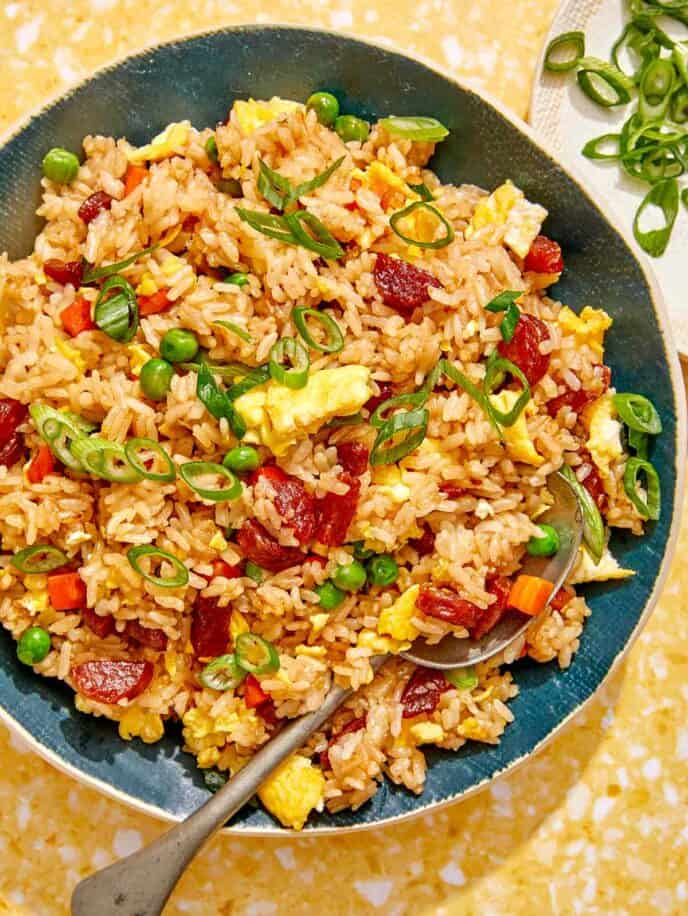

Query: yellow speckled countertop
(1, 2), (687, 914)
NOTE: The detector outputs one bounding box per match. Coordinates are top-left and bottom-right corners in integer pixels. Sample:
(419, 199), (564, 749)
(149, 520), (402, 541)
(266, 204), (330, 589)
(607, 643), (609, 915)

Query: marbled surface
(1, 2), (687, 913)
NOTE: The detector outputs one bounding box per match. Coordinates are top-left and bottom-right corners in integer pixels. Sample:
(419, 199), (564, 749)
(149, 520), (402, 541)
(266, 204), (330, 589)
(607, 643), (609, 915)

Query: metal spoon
(71, 471), (581, 916)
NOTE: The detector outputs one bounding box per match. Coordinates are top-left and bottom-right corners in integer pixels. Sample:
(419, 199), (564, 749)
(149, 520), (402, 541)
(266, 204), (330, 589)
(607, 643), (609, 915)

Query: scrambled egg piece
(410, 722), (445, 744)
(20, 590), (49, 615)
(234, 98), (303, 136)
(235, 365), (372, 456)
(490, 391), (543, 466)
(230, 609), (249, 642)
(557, 306), (613, 357)
(127, 343), (152, 377)
(54, 337), (85, 375)
(372, 466), (411, 503)
(136, 273), (158, 296)
(352, 163), (418, 202)
(118, 707), (165, 744)
(466, 181), (546, 258)
(357, 629), (411, 654)
(294, 644), (327, 658)
(127, 122), (190, 165)
(309, 612), (330, 634)
(377, 584), (420, 642)
(258, 754), (325, 830)
(458, 717), (490, 741)
(569, 546), (634, 584)
(582, 393), (623, 490)
(209, 530), (228, 551)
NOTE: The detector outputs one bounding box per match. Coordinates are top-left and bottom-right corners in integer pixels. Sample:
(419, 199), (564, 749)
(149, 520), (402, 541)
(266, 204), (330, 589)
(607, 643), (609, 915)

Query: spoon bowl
(401, 471), (583, 669)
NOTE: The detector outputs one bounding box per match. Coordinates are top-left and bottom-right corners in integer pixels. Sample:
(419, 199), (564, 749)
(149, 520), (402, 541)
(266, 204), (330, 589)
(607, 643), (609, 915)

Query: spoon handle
(71, 673), (363, 916)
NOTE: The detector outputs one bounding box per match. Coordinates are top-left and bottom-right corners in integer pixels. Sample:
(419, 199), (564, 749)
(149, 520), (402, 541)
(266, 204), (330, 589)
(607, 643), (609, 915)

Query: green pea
(205, 135), (219, 163)
(244, 561), (264, 583)
(315, 580), (346, 610)
(17, 626), (51, 665)
(367, 554), (399, 587)
(139, 358), (174, 401)
(223, 446), (260, 474)
(42, 147), (80, 184)
(352, 540), (375, 561)
(204, 769), (227, 793)
(160, 328), (199, 364)
(334, 115), (370, 144)
(307, 91), (340, 127)
(526, 523), (561, 557)
(332, 560), (367, 593)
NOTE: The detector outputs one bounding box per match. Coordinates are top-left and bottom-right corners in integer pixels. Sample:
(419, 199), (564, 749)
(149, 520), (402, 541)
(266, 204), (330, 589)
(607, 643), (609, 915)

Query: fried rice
(0, 96), (650, 830)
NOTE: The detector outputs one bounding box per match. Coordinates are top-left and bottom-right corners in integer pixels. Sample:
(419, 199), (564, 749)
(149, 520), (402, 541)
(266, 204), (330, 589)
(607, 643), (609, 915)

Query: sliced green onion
(235, 632), (280, 674)
(441, 359), (502, 437)
(70, 437), (143, 484)
(290, 157), (345, 201)
(682, 187), (688, 210)
(370, 391), (428, 429)
(499, 301), (520, 343)
(196, 364), (247, 439)
(445, 666), (479, 689)
(124, 438), (176, 482)
(576, 57), (635, 107)
(179, 461), (242, 502)
(224, 272), (249, 287)
(582, 133), (623, 160)
(257, 157), (344, 211)
(673, 41), (688, 84)
(408, 182), (434, 201)
(244, 561), (264, 583)
(370, 407), (428, 466)
(269, 338), (310, 389)
(127, 544), (189, 588)
(484, 290), (523, 313)
(627, 426), (650, 459)
(389, 201), (455, 249)
(559, 464), (605, 563)
(257, 159), (294, 210)
(29, 404), (96, 471)
(633, 178), (679, 257)
(613, 393), (662, 434)
(639, 58), (676, 121)
(213, 319), (253, 344)
(82, 243), (158, 284)
(200, 654), (246, 691)
(325, 412), (364, 428)
(236, 208), (297, 244)
(183, 354), (255, 380)
(225, 364), (271, 401)
(483, 352), (531, 427)
(94, 275), (139, 343)
(612, 23), (653, 79)
(378, 116), (449, 142)
(284, 210), (344, 260)
(544, 31), (586, 72)
(292, 307), (343, 353)
(670, 85), (688, 123)
(11, 544), (69, 574)
(624, 456), (661, 519)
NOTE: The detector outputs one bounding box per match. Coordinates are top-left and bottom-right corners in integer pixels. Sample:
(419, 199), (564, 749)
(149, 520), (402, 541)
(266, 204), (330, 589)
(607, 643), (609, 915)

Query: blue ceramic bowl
(0, 26), (684, 834)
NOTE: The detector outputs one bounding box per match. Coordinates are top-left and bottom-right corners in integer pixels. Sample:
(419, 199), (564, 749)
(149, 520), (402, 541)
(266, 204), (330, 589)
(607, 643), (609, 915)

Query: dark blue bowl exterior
(0, 27), (680, 831)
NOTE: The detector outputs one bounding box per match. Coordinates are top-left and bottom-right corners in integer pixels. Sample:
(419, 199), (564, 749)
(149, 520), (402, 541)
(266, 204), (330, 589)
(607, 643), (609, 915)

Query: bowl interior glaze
(0, 26), (683, 833)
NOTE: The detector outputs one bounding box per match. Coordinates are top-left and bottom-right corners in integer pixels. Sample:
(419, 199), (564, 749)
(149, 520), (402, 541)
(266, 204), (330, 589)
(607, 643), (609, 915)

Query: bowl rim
(0, 23), (685, 837)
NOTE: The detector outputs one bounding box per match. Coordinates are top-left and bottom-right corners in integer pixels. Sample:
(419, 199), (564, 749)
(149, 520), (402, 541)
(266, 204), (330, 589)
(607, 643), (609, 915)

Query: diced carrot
(138, 289), (172, 316)
(243, 674), (269, 709)
(27, 444), (56, 484)
(48, 571), (87, 611)
(211, 559), (242, 579)
(508, 574), (554, 618)
(60, 296), (95, 337)
(123, 164), (148, 196)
